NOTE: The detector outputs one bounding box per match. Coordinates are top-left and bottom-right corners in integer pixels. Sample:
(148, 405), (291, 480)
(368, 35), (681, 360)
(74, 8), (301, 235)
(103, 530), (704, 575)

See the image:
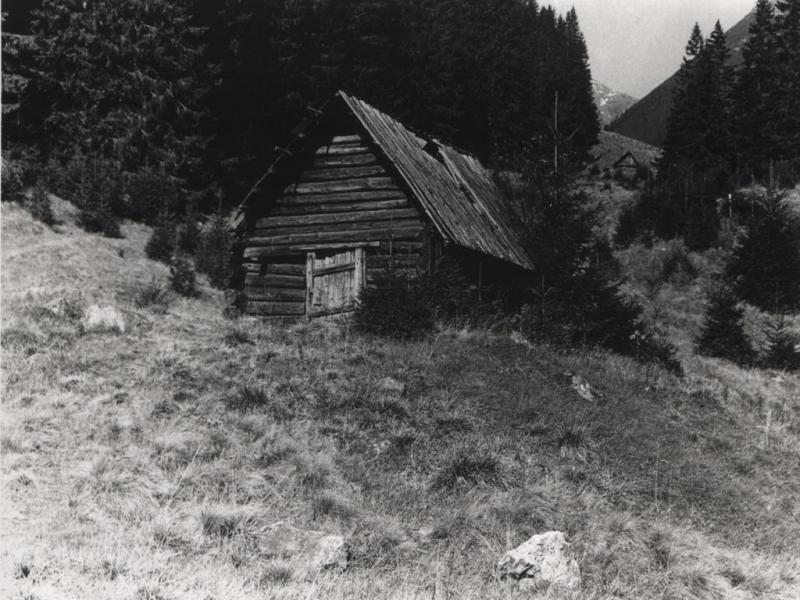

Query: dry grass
(2, 199), (800, 599)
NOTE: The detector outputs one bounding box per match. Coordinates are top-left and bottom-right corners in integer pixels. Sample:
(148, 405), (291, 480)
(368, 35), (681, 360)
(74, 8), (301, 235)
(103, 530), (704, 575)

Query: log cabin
(230, 91), (534, 318)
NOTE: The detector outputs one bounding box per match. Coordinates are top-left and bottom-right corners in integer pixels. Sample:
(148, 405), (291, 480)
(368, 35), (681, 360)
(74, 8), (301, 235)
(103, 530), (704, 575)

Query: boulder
(261, 522), (346, 576)
(510, 331), (534, 349)
(497, 531), (581, 591)
(81, 304), (126, 334)
(570, 374), (601, 403)
(377, 377), (405, 396)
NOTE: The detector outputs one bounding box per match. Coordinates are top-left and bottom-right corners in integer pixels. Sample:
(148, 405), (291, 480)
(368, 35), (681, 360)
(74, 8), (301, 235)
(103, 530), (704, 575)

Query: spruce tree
(762, 317), (800, 371)
(560, 8), (600, 155)
(774, 0), (800, 166)
(727, 188), (800, 312)
(196, 208), (232, 289)
(695, 284), (755, 365)
(733, 0), (779, 181)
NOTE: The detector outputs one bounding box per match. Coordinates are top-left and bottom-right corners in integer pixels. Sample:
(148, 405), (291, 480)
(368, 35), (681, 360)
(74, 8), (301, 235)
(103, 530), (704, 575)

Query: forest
(3, 0), (599, 209)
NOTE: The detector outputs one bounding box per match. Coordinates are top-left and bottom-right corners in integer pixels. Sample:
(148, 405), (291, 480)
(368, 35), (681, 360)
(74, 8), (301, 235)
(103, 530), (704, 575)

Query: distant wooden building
(612, 151), (642, 172)
(231, 91), (533, 318)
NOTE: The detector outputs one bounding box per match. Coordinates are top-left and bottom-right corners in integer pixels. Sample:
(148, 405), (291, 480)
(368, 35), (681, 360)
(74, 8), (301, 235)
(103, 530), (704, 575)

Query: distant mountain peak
(592, 81), (637, 127)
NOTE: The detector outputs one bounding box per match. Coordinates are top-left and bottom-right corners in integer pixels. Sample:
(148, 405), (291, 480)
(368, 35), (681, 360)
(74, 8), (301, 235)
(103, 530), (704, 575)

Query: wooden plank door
(306, 248), (365, 317)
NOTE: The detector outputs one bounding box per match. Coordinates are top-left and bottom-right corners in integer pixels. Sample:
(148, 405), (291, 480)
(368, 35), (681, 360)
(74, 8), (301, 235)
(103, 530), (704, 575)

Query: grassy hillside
(2, 198), (799, 600)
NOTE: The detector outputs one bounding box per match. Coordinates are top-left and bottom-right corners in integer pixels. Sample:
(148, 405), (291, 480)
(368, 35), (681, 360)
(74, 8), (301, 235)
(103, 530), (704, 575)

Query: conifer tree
(774, 0), (800, 165)
(695, 284), (755, 365)
(727, 188), (800, 312)
(733, 0), (779, 180)
(762, 317), (800, 371)
(560, 8), (600, 155)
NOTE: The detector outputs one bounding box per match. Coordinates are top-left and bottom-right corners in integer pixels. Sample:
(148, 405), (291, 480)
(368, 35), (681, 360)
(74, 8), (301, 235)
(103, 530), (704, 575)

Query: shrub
(169, 255), (196, 297)
(196, 209), (233, 288)
(145, 219), (176, 264)
(633, 329), (684, 375)
(134, 277), (170, 312)
(126, 170), (180, 225)
(77, 159), (123, 238)
(43, 152), (84, 203)
(762, 318), (800, 371)
(354, 273), (434, 340)
(695, 284), (755, 365)
(1, 154), (25, 202)
(660, 239), (697, 283)
(28, 180), (55, 226)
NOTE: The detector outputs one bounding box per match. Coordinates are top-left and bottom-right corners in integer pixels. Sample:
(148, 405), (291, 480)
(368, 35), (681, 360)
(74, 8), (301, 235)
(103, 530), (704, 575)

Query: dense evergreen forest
(3, 0), (599, 210)
(624, 0), (800, 249)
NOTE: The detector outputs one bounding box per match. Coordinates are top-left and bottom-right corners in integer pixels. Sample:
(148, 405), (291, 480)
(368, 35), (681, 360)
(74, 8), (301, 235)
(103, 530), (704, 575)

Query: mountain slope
(593, 81), (637, 127)
(608, 8), (756, 147)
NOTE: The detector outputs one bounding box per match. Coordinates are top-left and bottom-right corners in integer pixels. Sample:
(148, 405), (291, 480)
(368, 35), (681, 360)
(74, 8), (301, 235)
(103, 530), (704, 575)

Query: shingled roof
(238, 91), (533, 271)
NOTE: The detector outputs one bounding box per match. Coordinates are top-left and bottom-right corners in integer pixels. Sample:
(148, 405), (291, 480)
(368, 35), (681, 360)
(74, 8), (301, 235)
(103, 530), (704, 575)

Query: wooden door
(306, 248), (365, 317)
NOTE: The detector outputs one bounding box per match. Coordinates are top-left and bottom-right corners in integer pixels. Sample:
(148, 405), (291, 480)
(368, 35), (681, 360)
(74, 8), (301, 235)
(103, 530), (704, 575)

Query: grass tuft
(312, 492), (359, 523)
(258, 563), (293, 586)
(223, 326), (254, 346)
(134, 277), (171, 313)
(432, 449), (503, 490)
(200, 507), (243, 538)
(226, 384), (270, 412)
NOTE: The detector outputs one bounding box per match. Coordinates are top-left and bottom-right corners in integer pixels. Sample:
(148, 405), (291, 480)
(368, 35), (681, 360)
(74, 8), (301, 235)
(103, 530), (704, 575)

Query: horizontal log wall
(240, 133), (431, 317)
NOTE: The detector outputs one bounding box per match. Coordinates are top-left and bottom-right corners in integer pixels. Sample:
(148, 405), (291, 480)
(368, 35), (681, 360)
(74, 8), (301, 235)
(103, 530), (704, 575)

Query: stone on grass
(570, 374), (601, 403)
(378, 377), (405, 396)
(497, 531), (581, 591)
(81, 304), (126, 334)
(510, 331), (534, 349)
(261, 522), (346, 576)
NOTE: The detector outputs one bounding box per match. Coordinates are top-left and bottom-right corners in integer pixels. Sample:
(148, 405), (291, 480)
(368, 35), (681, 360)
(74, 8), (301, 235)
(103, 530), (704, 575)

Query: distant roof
(340, 92), (533, 270)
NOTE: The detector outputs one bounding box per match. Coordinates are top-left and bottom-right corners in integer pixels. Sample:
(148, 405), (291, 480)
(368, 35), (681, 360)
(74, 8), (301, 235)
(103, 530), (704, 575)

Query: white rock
(497, 531), (581, 591)
(571, 374), (600, 402)
(378, 377), (405, 395)
(261, 522), (346, 574)
(510, 331), (534, 349)
(310, 533), (347, 571)
(81, 304), (126, 334)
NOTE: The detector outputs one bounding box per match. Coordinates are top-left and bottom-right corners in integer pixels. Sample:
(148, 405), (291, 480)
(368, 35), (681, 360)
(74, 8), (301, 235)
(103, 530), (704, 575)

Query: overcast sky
(548, 0), (756, 98)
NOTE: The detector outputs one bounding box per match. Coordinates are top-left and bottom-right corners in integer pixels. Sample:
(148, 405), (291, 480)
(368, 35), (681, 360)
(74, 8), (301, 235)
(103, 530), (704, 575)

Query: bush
(145, 219), (176, 264)
(354, 273), (434, 340)
(28, 180), (55, 226)
(77, 159), (123, 238)
(169, 255), (196, 297)
(196, 209), (233, 288)
(134, 277), (170, 312)
(1, 154), (25, 202)
(695, 284), (755, 365)
(762, 318), (800, 371)
(126, 170), (180, 225)
(2, 146), (40, 202)
(660, 239), (698, 283)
